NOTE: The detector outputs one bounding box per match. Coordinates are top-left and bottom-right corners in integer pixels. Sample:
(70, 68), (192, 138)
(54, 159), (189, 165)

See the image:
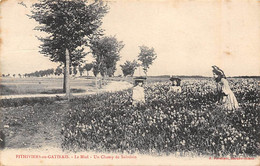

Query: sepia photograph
(0, 0), (259, 165)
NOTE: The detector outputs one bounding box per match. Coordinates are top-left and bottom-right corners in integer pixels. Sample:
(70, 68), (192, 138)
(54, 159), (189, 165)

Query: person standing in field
(168, 76), (182, 94)
(212, 65), (239, 110)
(132, 77), (146, 106)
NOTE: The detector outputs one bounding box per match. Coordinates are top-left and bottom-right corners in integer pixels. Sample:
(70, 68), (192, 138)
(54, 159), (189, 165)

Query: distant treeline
(230, 76), (260, 79)
(148, 75), (260, 79)
(147, 75), (211, 79)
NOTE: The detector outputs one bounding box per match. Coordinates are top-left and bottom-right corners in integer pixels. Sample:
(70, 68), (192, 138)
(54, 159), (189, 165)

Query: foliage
(29, 0), (108, 65)
(120, 60), (139, 77)
(62, 78), (259, 156)
(0, 97), (58, 108)
(29, 0), (109, 89)
(138, 45), (157, 75)
(90, 36), (124, 77)
(73, 66), (78, 76)
(84, 63), (93, 71)
(92, 62), (99, 77)
(54, 67), (63, 76)
(78, 66), (85, 76)
(84, 63), (93, 76)
(25, 68), (54, 77)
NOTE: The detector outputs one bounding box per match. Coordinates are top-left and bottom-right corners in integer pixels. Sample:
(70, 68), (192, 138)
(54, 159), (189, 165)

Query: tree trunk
(63, 65), (66, 93)
(63, 49), (70, 99)
(95, 76), (98, 89)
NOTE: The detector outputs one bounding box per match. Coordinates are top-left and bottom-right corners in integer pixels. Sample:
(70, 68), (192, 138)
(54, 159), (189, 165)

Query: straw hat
(212, 65), (226, 78)
(134, 76), (146, 85)
(169, 76), (181, 82)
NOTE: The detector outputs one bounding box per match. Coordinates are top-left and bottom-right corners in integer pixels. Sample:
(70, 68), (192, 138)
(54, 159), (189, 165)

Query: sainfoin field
(61, 78), (259, 157)
(1, 77), (259, 157)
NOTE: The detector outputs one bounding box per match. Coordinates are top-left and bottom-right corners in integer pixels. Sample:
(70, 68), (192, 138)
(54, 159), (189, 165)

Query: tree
(73, 66), (78, 76)
(90, 36), (124, 77)
(78, 66), (84, 76)
(138, 45), (157, 76)
(54, 66), (63, 76)
(84, 63), (93, 76)
(29, 0), (108, 92)
(92, 62), (99, 77)
(120, 60), (139, 77)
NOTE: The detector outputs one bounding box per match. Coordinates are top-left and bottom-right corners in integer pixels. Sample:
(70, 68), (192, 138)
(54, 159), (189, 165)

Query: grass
(0, 85), (86, 95)
(0, 100), (69, 149)
(0, 97), (59, 108)
(40, 88), (86, 94)
(0, 77), (96, 95)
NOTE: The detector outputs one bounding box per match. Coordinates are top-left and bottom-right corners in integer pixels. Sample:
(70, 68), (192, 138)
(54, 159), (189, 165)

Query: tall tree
(90, 36), (124, 77)
(138, 45), (157, 76)
(29, 0), (108, 92)
(120, 60), (139, 77)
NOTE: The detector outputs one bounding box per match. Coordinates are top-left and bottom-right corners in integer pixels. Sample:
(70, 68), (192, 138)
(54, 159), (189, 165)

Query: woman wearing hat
(212, 65), (239, 110)
(168, 76), (182, 93)
(132, 77), (146, 105)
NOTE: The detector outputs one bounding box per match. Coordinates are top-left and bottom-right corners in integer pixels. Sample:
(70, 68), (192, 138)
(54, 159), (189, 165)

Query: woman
(132, 77), (146, 105)
(168, 76), (182, 93)
(212, 65), (239, 110)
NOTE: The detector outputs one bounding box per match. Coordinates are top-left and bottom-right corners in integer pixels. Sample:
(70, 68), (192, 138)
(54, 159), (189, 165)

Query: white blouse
(132, 85), (145, 102)
(169, 86), (182, 93)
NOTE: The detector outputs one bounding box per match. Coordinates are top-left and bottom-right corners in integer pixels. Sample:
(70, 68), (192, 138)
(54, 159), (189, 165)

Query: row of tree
(2, 44), (157, 78)
(1, 74), (22, 78)
(27, 0), (156, 93)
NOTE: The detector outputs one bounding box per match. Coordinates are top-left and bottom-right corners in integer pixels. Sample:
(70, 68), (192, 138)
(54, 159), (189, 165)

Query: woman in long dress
(212, 66), (239, 110)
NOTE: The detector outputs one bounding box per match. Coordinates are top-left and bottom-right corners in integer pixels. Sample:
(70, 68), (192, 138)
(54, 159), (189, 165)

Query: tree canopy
(29, 0), (108, 92)
(84, 63), (93, 76)
(120, 60), (139, 77)
(29, 0), (109, 66)
(138, 45), (157, 76)
(90, 36), (124, 77)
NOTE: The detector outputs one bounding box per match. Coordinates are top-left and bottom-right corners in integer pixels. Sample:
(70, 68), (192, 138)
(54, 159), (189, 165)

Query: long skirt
(222, 92), (239, 110)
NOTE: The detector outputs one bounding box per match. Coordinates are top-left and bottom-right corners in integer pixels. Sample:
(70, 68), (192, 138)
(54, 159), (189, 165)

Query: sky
(1, 0), (260, 76)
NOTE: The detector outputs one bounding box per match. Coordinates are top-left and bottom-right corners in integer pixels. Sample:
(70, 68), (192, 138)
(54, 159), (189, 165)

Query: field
(0, 77), (97, 95)
(0, 77), (259, 157)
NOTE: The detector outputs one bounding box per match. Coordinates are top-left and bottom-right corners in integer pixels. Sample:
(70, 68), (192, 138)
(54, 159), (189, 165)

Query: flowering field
(61, 78), (259, 157)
